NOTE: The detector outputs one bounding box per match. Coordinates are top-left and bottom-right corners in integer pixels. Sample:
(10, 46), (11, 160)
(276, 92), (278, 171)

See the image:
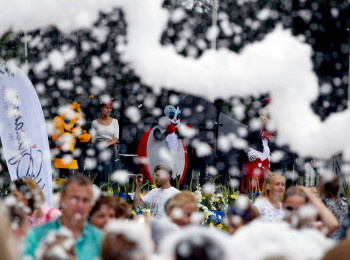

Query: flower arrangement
(195, 182), (240, 230)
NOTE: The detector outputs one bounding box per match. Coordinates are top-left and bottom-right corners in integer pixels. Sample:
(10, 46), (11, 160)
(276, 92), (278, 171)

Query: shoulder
(112, 118), (119, 126)
(149, 188), (160, 194)
(145, 188), (160, 197)
(253, 197), (267, 207)
(253, 197), (266, 204)
(160, 187), (180, 197)
(323, 197), (338, 206)
(27, 219), (59, 240)
(170, 187), (180, 194)
(339, 200), (348, 211)
(161, 187), (179, 193)
(21, 223), (56, 259)
(85, 222), (104, 239)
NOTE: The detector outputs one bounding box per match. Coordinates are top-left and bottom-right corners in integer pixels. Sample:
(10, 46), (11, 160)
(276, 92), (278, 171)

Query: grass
(297, 176), (304, 186)
(342, 181), (350, 199)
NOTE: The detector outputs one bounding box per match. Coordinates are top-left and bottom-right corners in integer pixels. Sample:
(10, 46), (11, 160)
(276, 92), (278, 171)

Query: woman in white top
(91, 100), (121, 184)
(253, 172), (286, 222)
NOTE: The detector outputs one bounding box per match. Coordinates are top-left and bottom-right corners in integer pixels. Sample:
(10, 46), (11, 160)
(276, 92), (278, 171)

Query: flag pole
(211, 0), (218, 50)
(348, 28), (350, 107)
(24, 31), (28, 74)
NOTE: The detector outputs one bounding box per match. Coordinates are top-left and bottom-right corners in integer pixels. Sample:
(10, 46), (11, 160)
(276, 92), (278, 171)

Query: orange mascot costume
(52, 102), (91, 169)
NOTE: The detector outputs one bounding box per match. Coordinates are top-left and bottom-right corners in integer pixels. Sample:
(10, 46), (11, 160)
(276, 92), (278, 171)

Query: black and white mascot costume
(138, 105), (188, 185)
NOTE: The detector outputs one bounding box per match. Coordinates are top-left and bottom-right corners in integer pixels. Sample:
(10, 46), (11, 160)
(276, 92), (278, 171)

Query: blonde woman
(253, 172), (286, 222)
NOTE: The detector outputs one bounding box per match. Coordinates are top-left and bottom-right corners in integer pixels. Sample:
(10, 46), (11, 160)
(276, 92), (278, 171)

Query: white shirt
(91, 118), (119, 142)
(142, 187), (180, 218)
(254, 197), (285, 222)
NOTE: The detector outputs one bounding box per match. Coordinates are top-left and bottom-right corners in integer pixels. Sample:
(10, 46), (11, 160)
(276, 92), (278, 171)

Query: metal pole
(24, 32), (28, 74)
(214, 99), (221, 156)
(211, 0), (218, 50)
(348, 31), (350, 107)
(24, 32), (28, 61)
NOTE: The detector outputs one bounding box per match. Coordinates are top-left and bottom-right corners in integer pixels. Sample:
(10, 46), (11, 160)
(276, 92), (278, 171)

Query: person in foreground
(11, 177), (61, 229)
(319, 175), (348, 240)
(89, 195), (131, 230)
(150, 191), (199, 253)
(228, 196), (260, 235)
(20, 174), (104, 260)
(283, 185), (338, 237)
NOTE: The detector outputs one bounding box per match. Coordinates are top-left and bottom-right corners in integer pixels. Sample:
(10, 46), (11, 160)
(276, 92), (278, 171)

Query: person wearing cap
(91, 97), (121, 185)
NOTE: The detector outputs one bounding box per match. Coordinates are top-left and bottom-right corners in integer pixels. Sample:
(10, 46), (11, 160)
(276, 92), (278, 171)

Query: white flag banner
(0, 64), (53, 206)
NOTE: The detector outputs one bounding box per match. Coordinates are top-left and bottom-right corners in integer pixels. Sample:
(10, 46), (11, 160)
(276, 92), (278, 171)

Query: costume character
(52, 102), (91, 170)
(138, 105), (188, 184)
(241, 99), (274, 194)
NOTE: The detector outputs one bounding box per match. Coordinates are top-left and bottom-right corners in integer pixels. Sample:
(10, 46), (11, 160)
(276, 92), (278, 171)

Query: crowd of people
(0, 164), (349, 260)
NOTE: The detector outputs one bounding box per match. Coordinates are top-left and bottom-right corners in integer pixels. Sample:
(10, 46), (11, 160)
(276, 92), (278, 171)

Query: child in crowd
(253, 172), (286, 222)
(102, 220), (153, 260)
(11, 177), (61, 229)
(227, 196), (259, 235)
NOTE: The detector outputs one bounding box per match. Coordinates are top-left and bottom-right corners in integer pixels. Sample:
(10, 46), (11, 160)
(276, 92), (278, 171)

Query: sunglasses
(284, 206), (300, 211)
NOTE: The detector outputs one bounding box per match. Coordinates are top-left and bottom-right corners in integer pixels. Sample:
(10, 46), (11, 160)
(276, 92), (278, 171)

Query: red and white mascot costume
(138, 105), (187, 184)
(241, 100), (275, 193)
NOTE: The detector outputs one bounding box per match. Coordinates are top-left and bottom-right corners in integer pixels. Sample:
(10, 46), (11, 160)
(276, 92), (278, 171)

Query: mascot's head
(164, 105), (181, 126)
(58, 102), (83, 136)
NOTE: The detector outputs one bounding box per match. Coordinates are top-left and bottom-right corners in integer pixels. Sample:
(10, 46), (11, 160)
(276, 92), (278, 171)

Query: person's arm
(107, 119), (119, 147)
(252, 204), (261, 217)
(299, 186), (339, 237)
(90, 120), (97, 145)
(107, 137), (119, 147)
(133, 174), (146, 207)
(252, 198), (262, 216)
